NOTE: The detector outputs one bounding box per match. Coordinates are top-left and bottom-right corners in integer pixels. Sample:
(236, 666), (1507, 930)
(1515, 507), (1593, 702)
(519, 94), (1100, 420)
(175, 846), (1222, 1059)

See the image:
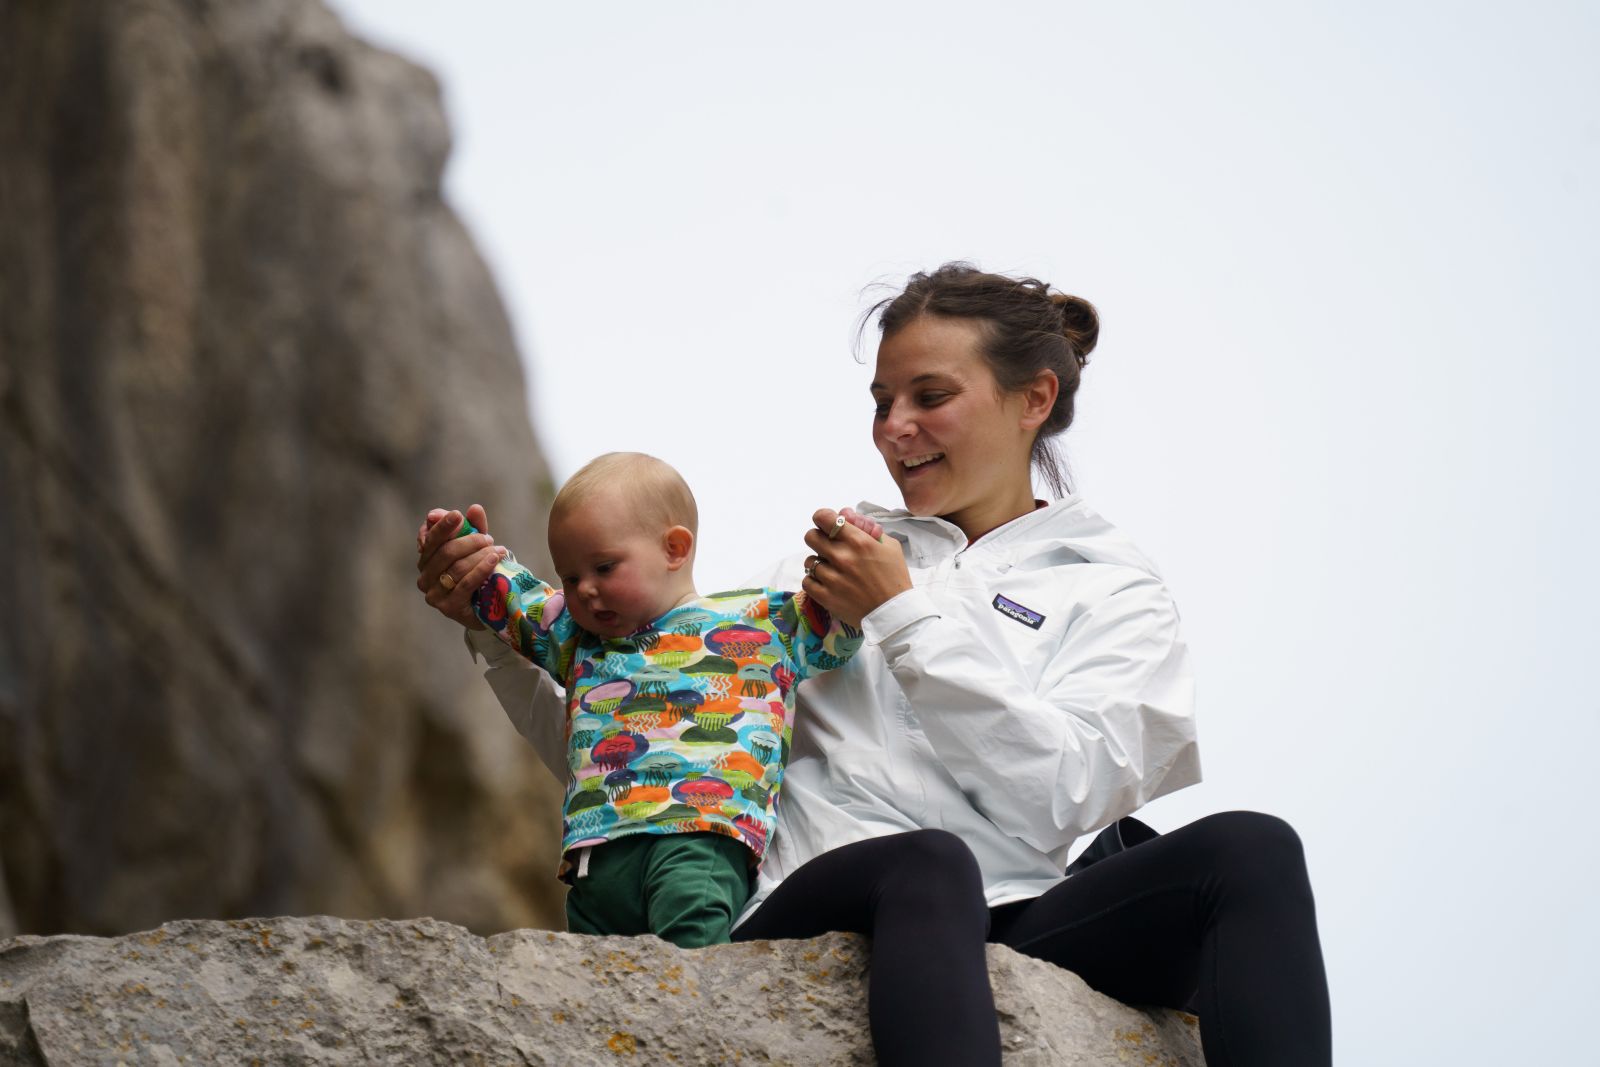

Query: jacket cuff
(861, 588), (940, 646)
(463, 626), (524, 668)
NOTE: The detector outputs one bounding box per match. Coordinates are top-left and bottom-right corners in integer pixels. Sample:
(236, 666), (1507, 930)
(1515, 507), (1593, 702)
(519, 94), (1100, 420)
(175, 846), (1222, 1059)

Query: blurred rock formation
(0, 0), (565, 935)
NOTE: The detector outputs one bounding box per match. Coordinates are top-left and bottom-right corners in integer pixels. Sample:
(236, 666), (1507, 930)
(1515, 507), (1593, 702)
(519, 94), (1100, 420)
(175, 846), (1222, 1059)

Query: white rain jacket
(465, 495), (1201, 921)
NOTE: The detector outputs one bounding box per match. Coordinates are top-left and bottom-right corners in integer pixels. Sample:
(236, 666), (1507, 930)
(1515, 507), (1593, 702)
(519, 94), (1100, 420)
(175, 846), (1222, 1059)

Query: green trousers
(564, 832), (752, 949)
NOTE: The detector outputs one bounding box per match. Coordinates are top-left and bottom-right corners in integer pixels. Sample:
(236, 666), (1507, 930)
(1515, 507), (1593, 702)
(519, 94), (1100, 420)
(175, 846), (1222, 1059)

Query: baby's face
(548, 492), (682, 639)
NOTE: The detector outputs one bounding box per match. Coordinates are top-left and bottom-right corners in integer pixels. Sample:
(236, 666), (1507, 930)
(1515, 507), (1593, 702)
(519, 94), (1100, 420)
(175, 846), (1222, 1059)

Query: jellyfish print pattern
(645, 633), (702, 669)
(663, 689), (704, 722)
(733, 813), (767, 853)
(581, 680), (635, 716)
(770, 663), (797, 697)
(737, 663), (774, 697)
(472, 558), (863, 878)
(633, 666), (679, 698)
(604, 769), (638, 803)
(671, 777), (736, 811)
(591, 731), (649, 771)
(704, 624), (772, 660)
(473, 573), (513, 632)
(668, 609), (716, 637)
(634, 751), (691, 787)
(744, 729), (781, 766)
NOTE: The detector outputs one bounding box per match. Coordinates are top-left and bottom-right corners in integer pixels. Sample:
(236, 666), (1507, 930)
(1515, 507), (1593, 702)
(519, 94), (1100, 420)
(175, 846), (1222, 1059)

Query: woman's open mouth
(901, 452), (945, 476)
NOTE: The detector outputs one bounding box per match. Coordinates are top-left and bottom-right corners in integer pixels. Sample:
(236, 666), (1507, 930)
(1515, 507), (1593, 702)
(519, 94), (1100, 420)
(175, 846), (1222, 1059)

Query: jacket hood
(857, 496), (1166, 579)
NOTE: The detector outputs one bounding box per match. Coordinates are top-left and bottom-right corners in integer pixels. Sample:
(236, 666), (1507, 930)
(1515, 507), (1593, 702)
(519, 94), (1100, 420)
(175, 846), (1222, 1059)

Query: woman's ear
(663, 526), (695, 570)
(1019, 370), (1060, 431)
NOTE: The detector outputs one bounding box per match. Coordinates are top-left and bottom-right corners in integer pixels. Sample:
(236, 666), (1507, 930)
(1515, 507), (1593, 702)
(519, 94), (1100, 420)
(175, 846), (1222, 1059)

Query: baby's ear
(663, 525), (695, 569)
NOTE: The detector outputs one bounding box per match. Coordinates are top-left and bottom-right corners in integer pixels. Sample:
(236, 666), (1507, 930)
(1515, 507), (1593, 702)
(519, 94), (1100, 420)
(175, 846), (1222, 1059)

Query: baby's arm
(476, 564), (583, 682)
(434, 513), (582, 682)
(777, 590), (864, 679)
(772, 508), (879, 676)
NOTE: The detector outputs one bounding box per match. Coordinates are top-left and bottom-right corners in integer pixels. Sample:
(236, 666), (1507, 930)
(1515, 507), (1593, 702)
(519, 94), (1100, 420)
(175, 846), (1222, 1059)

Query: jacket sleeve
(463, 627), (569, 781)
(860, 573), (1200, 855)
(471, 556), (582, 682)
(774, 590), (863, 679)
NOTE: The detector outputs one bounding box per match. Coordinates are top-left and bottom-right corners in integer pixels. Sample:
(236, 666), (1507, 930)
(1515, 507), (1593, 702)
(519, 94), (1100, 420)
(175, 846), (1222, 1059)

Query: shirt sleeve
(860, 574), (1200, 855)
(471, 556), (582, 682)
(774, 590), (863, 679)
(463, 627), (569, 780)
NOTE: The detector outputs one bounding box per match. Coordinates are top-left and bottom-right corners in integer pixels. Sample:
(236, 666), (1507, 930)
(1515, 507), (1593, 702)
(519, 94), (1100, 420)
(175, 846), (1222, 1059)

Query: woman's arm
(863, 572), (1199, 855)
(464, 629), (569, 779)
(417, 505), (569, 779)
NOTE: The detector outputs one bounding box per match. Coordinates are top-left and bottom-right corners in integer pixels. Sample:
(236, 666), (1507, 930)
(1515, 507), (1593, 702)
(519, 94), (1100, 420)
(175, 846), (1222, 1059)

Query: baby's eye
(560, 576), (578, 587)
(596, 562), (616, 575)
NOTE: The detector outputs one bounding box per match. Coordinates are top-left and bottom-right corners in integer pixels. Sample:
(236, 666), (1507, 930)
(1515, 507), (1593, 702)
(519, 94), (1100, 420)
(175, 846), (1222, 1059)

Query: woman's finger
(444, 546), (507, 628)
(417, 509), (466, 570)
(417, 531), (495, 593)
(425, 544), (504, 626)
(802, 529), (837, 556)
(417, 508), (452, 555)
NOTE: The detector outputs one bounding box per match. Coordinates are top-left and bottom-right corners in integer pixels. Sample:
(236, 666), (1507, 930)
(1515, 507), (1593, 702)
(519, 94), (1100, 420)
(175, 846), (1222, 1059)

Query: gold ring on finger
(439, 572), (458, 592)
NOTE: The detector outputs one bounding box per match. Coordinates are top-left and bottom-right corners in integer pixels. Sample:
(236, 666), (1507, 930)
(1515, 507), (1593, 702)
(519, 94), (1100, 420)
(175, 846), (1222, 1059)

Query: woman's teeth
(903, 453), (944, 470)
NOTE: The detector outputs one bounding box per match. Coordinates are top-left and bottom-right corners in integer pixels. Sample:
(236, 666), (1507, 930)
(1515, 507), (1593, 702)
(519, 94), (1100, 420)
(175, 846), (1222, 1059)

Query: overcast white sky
(335, 3), (1598, 1061)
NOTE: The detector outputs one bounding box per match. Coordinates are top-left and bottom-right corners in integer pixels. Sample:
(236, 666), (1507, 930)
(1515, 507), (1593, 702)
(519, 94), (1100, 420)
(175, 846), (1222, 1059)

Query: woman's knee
(876, 829), (986, 905)
(1184, 811), (1310, 889)
(892, 828), (982, 873)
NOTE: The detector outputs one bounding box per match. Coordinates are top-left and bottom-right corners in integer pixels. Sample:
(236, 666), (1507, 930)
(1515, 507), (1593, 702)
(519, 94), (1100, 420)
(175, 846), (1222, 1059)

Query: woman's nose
(879, 400), (915, 441)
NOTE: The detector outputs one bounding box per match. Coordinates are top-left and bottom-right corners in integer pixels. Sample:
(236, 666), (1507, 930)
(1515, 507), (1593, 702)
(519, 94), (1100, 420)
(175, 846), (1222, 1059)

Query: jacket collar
(856, 496), (1165, 578)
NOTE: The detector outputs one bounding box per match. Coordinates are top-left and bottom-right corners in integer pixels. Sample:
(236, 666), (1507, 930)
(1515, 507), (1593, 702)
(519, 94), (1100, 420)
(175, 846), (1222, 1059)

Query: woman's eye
(872, 400), (890, 417)
(919, 392), (949, 406)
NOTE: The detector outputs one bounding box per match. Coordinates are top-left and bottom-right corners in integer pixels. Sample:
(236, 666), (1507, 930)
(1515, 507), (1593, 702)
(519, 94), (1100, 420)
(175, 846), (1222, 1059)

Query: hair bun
(1049, 292), (1099, 364)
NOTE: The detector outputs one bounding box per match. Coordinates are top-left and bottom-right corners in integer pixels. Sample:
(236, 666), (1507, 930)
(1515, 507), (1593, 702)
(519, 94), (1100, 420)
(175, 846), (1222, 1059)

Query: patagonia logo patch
(992, 594), (1045, 630)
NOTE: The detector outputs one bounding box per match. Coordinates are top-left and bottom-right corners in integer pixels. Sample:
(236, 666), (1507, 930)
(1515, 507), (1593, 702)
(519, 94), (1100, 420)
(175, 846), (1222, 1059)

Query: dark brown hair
(867, 262), (1100, 496)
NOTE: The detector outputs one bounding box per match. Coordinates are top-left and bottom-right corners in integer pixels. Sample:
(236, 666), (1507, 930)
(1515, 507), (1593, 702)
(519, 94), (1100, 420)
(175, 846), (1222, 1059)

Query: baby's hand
(837, 507), (883, 542)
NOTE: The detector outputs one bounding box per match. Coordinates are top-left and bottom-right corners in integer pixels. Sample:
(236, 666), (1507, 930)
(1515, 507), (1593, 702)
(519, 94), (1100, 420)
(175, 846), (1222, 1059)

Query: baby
(462, 452), (871, 948)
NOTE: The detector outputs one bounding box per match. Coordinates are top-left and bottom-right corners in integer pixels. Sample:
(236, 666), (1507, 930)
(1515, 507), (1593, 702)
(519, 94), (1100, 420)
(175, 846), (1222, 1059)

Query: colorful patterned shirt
(473, 559), (862, 873)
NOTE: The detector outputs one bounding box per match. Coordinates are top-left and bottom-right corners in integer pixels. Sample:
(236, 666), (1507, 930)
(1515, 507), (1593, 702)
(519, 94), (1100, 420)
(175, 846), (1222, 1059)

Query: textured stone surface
(0, 917), (1205, 1065)
(0, 0), (564, 936)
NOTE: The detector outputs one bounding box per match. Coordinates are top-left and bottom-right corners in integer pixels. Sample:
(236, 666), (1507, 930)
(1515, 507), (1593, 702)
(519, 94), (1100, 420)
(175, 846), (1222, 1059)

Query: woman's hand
(801, 507), (912, 626)
(416, 504), (507, 630)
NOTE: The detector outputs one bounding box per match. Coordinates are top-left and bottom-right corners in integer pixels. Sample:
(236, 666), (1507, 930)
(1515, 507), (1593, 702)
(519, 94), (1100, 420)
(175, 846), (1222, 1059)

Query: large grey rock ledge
(0, 916), (1203, 1065)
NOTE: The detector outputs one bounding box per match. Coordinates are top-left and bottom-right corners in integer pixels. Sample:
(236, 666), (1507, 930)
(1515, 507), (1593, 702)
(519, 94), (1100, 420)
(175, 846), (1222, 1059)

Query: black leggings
(733, 812), (1331, 1067)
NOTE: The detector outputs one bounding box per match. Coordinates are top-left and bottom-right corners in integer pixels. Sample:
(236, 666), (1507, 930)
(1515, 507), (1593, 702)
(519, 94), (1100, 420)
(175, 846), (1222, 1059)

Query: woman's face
(870, 315), (1046, 541)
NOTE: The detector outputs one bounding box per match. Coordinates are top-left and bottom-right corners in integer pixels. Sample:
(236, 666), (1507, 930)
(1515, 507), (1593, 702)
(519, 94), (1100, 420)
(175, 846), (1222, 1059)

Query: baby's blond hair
(550, 452), (699, 536)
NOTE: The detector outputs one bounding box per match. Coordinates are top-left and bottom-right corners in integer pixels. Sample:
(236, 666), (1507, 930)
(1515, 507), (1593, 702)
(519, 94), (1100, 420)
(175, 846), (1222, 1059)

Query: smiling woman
(733, 263), (1332, 1067)
(870, 266), (1097, 515)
